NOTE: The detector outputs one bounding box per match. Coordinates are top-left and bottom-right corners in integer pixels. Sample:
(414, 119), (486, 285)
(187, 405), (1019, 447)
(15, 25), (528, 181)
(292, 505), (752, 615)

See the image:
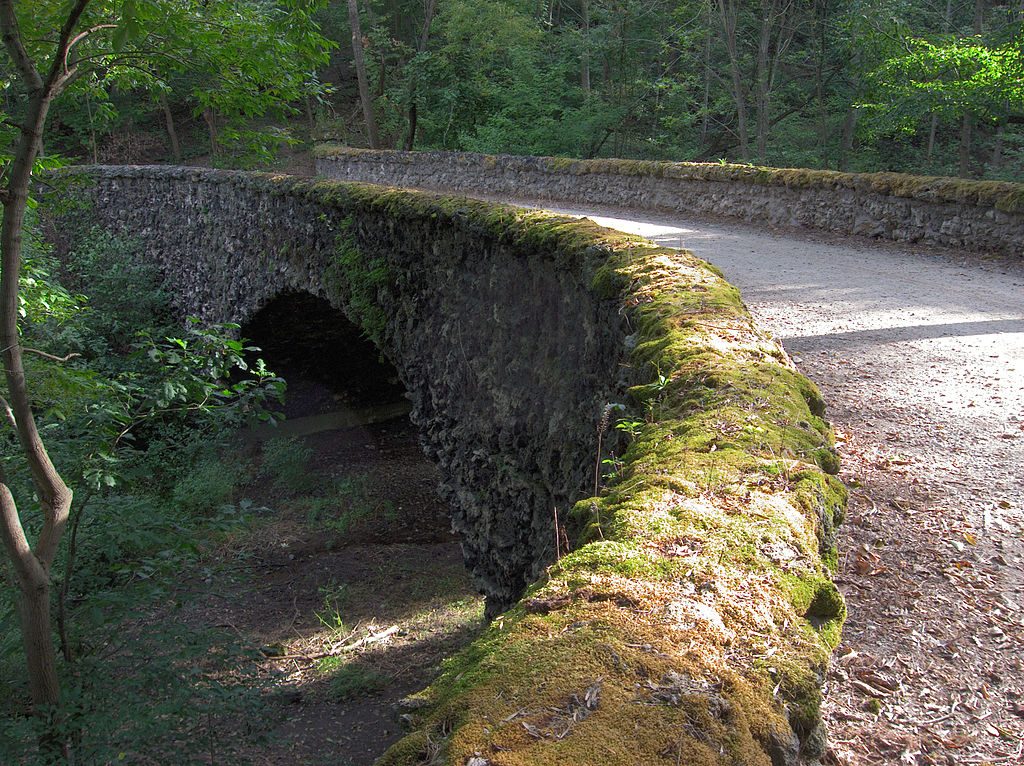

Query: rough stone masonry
(56, 165), (846, 764)
(315, 146), (1024, 258)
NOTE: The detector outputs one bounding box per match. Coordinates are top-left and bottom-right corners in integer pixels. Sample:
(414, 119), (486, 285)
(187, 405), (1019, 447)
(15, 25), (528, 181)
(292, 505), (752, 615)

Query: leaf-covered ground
(183, 404), (486, 766)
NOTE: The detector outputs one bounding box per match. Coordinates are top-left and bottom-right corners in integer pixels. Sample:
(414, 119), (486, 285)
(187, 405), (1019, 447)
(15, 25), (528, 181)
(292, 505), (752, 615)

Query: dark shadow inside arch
(241, 291), (406, 419)
(239, 290), (457, 546)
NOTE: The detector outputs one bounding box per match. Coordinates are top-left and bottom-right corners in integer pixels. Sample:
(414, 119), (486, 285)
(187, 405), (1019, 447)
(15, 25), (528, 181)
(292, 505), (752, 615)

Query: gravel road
(550, 206), (1023, 525)
(521, 200), (1024, 765)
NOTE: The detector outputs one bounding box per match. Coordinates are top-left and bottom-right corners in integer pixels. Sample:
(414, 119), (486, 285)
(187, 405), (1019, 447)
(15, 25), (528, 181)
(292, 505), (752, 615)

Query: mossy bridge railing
(55, 165), (847, 765)
(316, 146), (1024, 259)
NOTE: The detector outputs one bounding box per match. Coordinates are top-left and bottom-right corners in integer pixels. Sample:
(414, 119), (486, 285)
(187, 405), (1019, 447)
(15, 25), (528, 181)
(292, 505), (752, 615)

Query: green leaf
(112, 23), (128, 53)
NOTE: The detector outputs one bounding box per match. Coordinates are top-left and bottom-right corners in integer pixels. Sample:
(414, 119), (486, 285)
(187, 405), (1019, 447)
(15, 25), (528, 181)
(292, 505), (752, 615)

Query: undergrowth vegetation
(0, 221), (286, 763)
(302, 472), (399, 535)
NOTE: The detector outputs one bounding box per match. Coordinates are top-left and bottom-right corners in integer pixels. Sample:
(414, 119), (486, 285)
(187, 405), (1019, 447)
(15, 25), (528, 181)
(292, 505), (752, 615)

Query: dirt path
(182, 400), (483, 765)
(512, 201), (1024, 765)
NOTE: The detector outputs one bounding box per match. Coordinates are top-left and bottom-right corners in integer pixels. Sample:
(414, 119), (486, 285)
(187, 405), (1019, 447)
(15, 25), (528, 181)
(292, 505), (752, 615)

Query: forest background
(17, 0), (1024, 180)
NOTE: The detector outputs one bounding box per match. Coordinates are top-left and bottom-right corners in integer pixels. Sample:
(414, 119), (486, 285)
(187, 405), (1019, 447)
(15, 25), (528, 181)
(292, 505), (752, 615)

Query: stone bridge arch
(73, 166), (624, 614)
(239, 289), (408, 416)
(57, 165), (847, 764)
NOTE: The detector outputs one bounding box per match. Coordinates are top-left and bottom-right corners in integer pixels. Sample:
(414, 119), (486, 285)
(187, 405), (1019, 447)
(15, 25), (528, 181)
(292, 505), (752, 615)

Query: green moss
(781, 573), (846, 649)
(552, 540), (681, 580)
(320, 218), (391, 345)
(791, 471), (848, 567)
(375, 729), (445, 766)
(808, 446), (840, 475)
(312, 145), (1024, 214)
(590, 260), (630, 300)
(547, 156), (575, 172)
(763, 654), (825, 738)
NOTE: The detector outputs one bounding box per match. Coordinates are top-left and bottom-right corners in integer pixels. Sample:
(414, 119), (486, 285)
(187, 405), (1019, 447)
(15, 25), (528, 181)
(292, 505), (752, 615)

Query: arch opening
(239, 290), (456, 546)
(234, 291), (485, 762)
(241, 291), (406, 418)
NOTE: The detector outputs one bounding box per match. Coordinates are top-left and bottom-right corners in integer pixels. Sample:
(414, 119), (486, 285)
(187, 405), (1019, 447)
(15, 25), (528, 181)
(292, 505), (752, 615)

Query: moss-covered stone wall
(315, 146), (1024, 258)
(58, 165), (846, 764)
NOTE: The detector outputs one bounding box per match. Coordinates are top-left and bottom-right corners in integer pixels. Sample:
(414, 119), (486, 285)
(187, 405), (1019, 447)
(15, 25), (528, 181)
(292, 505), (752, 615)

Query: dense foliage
(0, 220), (285, 762)
(0, 2), (331, 755)
(12, 0), (1022, 178)
(0, 0), (334, 167)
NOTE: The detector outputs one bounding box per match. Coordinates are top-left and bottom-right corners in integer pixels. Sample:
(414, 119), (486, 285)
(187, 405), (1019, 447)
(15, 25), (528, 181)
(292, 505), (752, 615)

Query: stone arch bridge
(57, 163), (860, 765)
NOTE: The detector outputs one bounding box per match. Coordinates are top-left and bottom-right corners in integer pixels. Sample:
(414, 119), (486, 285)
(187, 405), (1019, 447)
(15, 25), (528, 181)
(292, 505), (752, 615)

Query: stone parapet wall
(315, 146), (1024, 257)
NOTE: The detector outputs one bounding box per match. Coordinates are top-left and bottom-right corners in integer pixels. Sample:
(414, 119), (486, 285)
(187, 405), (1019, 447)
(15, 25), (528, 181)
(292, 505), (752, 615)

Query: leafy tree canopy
(0, 0), (334, 163)
(865, 32), (1024, 131)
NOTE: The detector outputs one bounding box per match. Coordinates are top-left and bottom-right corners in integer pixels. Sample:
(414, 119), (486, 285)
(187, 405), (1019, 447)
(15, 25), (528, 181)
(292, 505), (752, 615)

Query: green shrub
(172, 452), (245, 516)
(259, 437), (316, 494)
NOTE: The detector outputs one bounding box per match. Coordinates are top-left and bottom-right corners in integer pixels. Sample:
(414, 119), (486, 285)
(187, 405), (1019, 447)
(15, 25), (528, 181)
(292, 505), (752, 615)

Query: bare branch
(0, 448), (48, 591)
(0, 0), (43, 92)
(62, 48), (193, 71)
(54, 21), (119, 93)
(65, 23), (116, 69)
(0, 392), (17, 431)
(22, 347), (81, 363)
(42, 0), (92, 95)
(0, 482), (47, 589)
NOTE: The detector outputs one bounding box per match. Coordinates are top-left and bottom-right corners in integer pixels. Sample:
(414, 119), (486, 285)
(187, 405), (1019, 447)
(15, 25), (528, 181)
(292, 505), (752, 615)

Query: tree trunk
(814, 0), (828, 167)
(0, 100), (71, 721)
(581, 0), (591, 93)
(958, 114), (973, 177)
(203, 107), (219, 157)
(755, 0), (773, 162)
(404, 103), (418, 152)
(160, 93), (182, 163)
(349, 0), (381, 149)
(85, 92), (98, 164)
(403, 0), (436, 151)
(958, 0), (984, 177)
(14, 573), (61, 705)
(754, 0), (795, 163)
(1, 480), (62, 713)
(926, 115), (937, 164)
(0, 90), (72, 714)
(0, 1), (84, 732)
(417, 0), (435, 55)
(304, 95), (316, 140)
(991, 124), (1005, 171)
(717, 0), (749, 160)
(926, 0), (952, 165)
(838, 106), (857, 171)
(701, 5), (711, 151)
